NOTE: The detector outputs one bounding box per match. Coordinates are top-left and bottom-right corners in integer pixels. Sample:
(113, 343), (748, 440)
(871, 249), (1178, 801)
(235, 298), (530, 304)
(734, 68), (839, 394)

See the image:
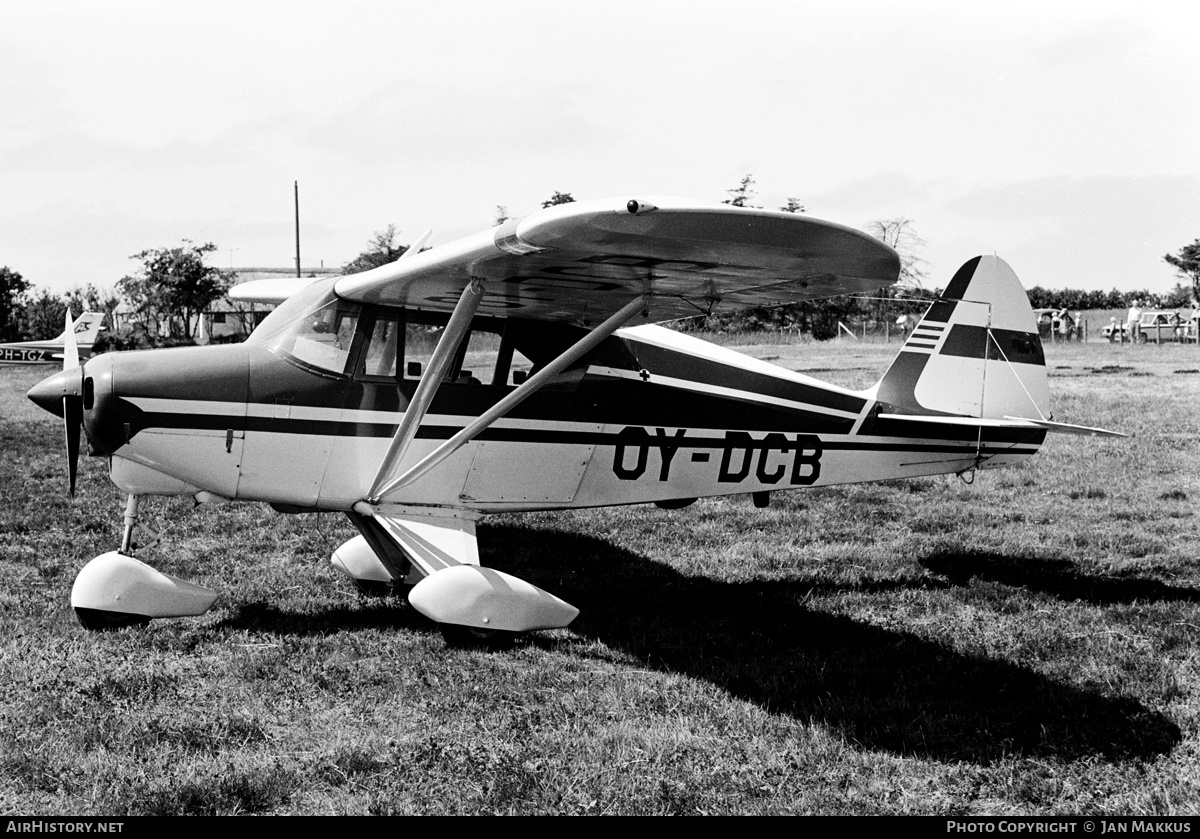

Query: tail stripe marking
(903, 321), (950, 354)
(940, 325), (1045, 366)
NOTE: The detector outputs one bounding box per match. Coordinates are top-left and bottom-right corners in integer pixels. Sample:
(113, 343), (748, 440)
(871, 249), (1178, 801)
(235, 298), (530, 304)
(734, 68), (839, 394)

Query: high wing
(332, 196), (900, 325)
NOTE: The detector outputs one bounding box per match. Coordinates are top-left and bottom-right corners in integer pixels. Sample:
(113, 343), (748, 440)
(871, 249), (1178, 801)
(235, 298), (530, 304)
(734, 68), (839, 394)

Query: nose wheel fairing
(70, 551), (218, 628)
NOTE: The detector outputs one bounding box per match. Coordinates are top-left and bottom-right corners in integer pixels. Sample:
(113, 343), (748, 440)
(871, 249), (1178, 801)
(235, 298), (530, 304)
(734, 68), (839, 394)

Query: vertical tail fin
(57, 312), (106, 346)
(875, 256), (1049, 420)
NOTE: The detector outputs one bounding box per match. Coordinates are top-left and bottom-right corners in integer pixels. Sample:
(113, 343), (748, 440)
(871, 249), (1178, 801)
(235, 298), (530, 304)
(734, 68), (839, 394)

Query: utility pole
(294, 180), (301, 278)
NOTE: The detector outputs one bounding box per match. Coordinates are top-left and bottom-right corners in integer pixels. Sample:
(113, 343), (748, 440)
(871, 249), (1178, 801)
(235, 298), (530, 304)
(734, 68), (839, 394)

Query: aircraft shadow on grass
(220, 525), (1182, 765)
(921, 550), (1200, 606)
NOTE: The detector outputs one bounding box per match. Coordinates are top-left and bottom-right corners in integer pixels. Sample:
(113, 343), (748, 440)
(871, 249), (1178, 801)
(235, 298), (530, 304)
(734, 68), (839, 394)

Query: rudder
(875, 256), (1049, 420)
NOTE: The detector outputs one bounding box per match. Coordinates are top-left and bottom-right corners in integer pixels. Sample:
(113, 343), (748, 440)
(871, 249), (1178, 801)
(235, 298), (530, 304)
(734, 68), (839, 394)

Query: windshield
(246, 278), (361, 375)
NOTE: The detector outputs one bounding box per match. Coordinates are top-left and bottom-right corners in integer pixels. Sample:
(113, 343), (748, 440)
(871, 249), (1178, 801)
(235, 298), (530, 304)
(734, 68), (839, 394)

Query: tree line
(0, 242), (235, 351)
(3, 179), (1198, 347)
(1024, 284), (1195, 312)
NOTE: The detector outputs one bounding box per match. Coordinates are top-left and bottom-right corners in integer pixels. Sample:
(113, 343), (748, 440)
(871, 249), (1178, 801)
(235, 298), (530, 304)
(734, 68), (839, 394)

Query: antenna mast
(294, 180), (301, 278)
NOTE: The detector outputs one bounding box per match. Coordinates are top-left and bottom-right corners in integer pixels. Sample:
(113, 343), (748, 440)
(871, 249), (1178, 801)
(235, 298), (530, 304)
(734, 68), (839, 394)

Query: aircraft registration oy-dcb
(27, 197), (1124, 646)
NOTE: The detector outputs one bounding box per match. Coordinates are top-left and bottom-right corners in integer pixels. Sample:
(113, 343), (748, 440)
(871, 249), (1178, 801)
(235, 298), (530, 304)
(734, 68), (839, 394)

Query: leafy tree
(1161, 283), (1194, 309)
(114, 273), (160, 338)
(1163, 240), (1200, 304)
(341, 225), (410, 275)
(17, 289), (67, 340)
(64, 283), (120, 326)
(541, 191), (575, 208)
(867, 217), (928, 289)
(779, 197), (806, 214)
(118, 241), (234, 341)
(853, 217), (928, 331)
(723, 175), (759, 208)
(0, 266), (31, 342)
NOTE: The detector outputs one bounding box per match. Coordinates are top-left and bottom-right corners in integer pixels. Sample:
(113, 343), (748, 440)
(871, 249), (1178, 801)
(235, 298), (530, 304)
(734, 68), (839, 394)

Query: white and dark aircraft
(1, 311), (105, 364)
(27, 197), (1122, 645)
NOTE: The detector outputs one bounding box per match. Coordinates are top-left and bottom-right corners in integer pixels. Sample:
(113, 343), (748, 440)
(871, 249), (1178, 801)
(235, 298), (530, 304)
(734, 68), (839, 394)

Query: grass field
(1, 338), (1199, 815)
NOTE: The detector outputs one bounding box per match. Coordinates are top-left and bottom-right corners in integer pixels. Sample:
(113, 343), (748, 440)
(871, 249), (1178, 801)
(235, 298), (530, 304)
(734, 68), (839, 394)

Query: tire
(439, 623), (516, 651)
(74, 607), (151, 631)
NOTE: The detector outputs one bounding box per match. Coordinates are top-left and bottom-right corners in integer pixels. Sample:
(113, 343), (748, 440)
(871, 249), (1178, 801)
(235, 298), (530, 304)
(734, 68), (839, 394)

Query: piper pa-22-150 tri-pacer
(28, 197), (1123, 645)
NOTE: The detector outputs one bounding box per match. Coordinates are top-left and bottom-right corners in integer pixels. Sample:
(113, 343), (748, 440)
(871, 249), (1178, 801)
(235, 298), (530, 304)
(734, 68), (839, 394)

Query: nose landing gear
(70, 494), (218, 630)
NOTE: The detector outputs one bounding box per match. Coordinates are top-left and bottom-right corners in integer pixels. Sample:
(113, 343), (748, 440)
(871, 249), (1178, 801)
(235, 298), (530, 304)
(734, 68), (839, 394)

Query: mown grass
(1, 338), (1199, 814)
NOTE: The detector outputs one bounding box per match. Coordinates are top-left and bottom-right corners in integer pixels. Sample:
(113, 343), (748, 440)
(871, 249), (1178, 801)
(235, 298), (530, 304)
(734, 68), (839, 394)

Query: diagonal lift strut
(367, 292), (648, 503)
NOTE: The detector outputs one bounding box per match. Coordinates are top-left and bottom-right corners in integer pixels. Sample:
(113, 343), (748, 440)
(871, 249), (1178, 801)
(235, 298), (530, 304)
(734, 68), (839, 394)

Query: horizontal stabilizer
(878, 413), (1127, 438)
(1002, 416), (1128, 438)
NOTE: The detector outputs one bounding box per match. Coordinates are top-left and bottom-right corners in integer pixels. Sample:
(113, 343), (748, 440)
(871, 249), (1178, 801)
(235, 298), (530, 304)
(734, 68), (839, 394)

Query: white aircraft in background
(1, 311), (106, 364)
(26, 197), (1122, 646)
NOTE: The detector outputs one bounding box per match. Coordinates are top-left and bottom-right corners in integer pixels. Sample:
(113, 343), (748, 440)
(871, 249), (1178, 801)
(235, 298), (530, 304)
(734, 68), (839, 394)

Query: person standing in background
(1127, 299), (1142, 344)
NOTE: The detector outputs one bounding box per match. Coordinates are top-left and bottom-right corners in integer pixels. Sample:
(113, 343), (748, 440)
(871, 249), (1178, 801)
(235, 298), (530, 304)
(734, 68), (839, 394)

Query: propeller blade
(27, 363), (86, 495)
(61, 310), (83, 494)
(62, 309), (79, 371)
(64, 395), (82, 495)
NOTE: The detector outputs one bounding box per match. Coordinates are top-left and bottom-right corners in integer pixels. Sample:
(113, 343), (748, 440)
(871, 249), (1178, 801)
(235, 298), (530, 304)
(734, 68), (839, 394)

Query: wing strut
(366, 279), (484, 500)
(368, 294), (648, 502)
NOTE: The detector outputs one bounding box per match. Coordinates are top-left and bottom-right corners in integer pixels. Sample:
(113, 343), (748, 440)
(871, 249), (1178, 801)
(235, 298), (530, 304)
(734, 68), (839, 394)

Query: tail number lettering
(717, 431), (822, 486)
(612, 427), (822, 486)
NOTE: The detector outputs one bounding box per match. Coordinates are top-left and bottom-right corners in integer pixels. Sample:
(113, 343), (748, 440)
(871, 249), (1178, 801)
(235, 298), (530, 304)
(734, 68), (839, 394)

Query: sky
(2, 0), (1197, 297)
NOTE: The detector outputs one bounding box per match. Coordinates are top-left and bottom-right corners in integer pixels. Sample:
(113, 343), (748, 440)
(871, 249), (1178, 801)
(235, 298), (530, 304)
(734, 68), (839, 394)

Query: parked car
(1033, 308), (1083, 341)
(1103, 310), (1196, 343)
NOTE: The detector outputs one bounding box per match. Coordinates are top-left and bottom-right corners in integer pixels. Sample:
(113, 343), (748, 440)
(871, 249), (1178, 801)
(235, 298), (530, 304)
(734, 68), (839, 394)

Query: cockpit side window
(287, 304), (359, 374)
(349, 307), (640, 386)
(402, 313), (447, 382)
(454, 327), (502, 385)
(360, 311), (403, 379)
(395, 313), (501, 386)
(248, 279), (362, 376)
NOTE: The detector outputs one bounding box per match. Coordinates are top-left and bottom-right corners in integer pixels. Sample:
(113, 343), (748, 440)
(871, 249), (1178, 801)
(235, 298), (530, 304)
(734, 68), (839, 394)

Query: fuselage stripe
(588, 366), (860, 419)
(125, 406), (1043, 453)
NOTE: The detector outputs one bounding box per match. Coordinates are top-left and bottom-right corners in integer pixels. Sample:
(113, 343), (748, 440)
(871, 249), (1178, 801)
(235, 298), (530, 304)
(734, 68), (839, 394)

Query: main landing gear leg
(353, 295), (647, 649)
(119, 493), (139, 554)
(71, 494), (218, 630)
